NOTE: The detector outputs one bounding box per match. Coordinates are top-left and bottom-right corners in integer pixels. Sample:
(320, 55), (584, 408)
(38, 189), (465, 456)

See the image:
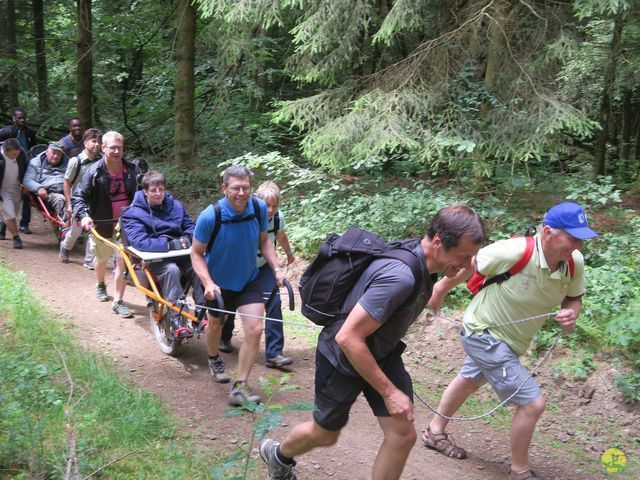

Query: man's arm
(335, 304), (414, 422)
(556, 295), (582, 331)
(275, 230), (295, 265)
(63, 179), (73, 216)
(259, 231), (286, 286)
(427, 264), (475, 313)
(190, 238), (219, 301)
(71, 168), (93, 228)
(22, 158), (42, 193)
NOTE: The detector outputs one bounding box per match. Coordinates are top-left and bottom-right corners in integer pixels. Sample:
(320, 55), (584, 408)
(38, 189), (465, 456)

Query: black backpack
(299, 227), (424, 326)
(205, 197), (262, 254)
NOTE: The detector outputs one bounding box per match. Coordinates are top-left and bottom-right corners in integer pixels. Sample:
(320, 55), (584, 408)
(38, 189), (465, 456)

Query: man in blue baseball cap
(421, 200), (598, 480)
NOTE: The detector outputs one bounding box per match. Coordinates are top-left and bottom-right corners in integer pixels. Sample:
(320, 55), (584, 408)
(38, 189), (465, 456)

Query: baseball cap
(543, 201), (599, 239)
(48, 141), (65, 153)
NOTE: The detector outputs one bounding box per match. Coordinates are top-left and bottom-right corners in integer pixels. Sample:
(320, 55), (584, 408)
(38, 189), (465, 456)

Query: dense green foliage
(1, 0), (639, 404)
(0, 266), (217, 479)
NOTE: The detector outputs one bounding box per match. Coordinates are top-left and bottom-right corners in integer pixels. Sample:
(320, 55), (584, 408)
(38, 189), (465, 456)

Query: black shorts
(312, 344), (412, 431)
(210, 275), (264, 319)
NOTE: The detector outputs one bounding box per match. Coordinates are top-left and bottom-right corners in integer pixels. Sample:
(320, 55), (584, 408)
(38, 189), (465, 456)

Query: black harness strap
(205, 197), (262, 255)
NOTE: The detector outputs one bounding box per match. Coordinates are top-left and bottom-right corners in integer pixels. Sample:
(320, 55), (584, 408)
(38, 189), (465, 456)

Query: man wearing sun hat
(422, 201), (598, 480)
(23, 141), (69, 220)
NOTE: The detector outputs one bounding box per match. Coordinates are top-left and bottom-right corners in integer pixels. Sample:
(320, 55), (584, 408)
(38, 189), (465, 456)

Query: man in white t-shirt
(59, 128), (102, 264)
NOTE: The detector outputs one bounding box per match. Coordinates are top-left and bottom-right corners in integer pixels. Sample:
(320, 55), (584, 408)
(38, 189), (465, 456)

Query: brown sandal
(509, 469), (537, 480)
(422, 426), (467, 459)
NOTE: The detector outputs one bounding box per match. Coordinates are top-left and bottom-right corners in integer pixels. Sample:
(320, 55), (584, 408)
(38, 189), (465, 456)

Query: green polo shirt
(463, 235), (584, 356)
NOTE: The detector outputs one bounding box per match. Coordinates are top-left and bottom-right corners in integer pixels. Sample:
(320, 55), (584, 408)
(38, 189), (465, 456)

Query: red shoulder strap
(506, 236), (535, 276)
(568, 256), (575, 278)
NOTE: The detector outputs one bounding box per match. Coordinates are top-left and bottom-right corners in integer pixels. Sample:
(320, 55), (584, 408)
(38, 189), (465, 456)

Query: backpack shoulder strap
(568, 256), (575, 279)
(205, 202), (222, 255)
(382, 248), (422, 284)
(272, 210), (280, 236)
(506, 236), (535, 276)
(471, 236), (535, 293)
(252, 196), (262, 227)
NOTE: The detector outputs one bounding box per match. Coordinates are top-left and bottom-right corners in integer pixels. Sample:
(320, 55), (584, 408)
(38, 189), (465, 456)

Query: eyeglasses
(147, 187), (166, 193)
(105, 145), (123, 152)
(228, 185), (251, 193)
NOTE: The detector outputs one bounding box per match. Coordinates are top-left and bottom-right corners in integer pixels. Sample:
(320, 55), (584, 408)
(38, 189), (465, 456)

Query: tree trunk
(6, 0), (19, 107)
(174, 0), (196, 166)
(32, 0), (50, 112)
(593, 12), (624, 179)
(619, 88), (632, 174)
(76, 0), (93, 129)
(483, 0), (508, 94)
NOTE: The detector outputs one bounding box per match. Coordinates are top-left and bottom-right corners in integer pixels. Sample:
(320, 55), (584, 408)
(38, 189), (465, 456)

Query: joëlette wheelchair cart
(26, 144), (71, 243)
(90, 225), (295, 356)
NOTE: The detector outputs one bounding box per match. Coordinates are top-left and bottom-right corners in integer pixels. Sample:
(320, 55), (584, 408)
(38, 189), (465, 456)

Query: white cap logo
(578, 213), (586, 224)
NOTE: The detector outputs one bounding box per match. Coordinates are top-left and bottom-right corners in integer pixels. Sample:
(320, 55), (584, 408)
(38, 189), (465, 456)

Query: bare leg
(510, 395), (545, 473)
(429, 374), (479, 434)
(280, 420), (341, 459)
(236, 302), (264, 382)
(204, 312), (223, 356)
(373, 416), (416, 480)
(113, 255), (127, 301)
(5, 218), (19, 237)
(95, 259), (107, 284)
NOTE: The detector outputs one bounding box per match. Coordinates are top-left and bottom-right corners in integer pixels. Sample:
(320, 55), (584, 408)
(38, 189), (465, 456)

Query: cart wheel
(149, 302), (181, 356)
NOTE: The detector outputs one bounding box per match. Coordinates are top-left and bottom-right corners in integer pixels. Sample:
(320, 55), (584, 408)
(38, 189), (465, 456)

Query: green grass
(0, 265), (219, 479)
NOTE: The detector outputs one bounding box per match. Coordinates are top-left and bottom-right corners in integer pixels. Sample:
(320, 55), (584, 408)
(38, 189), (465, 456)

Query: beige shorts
(0, 190), (22, 221)
(89, 234), (119, 262)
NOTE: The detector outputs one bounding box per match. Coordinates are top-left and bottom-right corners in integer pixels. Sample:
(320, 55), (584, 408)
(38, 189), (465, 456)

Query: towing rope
(414, 329), (562, 421)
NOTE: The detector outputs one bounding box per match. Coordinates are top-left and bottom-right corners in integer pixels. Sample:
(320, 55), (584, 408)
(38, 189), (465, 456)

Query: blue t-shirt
(194, 196), (268, 291)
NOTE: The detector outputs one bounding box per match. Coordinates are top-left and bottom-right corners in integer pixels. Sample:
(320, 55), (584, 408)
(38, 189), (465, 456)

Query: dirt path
(1, 220), (637, 479)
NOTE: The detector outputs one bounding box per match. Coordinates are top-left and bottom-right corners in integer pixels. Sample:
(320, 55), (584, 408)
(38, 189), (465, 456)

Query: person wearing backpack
(190, 164), (287, 407)
(58, 117), (84, 159)
(260, 204), (486, 480)
(422, 201), (598, 480)
(59, 128), (102, 265)
(254, 181), (296, 368)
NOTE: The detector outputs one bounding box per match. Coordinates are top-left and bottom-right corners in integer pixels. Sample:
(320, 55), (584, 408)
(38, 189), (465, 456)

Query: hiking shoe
(96, 283), (109, 302)
(19, 226), (32, 234)
(266, 355), (293, 368)
(13, 236), (22, 249)
(260, 439), (297, 480)
(59, 244), (70, 263)
(84, 259), (95, 270)
(112, 300), (133, 318)
(228, 381), (261, 407)
(208, 355), (230, 383)
(218, 339), (234, 353)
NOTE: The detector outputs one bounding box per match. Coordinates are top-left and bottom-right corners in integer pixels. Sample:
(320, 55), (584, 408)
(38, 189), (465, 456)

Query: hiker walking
(190, 164), (286, 406)
(260, 204), (486, 480)
(421, 201), (598, 480)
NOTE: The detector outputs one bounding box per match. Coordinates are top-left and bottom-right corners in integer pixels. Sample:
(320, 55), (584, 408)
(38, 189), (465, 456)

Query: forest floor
(1, 220), (638, 480)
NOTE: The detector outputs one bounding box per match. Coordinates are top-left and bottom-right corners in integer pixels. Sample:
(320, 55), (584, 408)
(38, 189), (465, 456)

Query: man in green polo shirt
(422, 201), (598, 480)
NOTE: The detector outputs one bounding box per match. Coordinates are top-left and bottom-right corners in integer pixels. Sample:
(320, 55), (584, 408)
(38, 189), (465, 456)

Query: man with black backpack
(421, 201), (597, 480)
(59, 128), (102, 264)
(260, 204), (486, 480)
(190, 164), (286, 407)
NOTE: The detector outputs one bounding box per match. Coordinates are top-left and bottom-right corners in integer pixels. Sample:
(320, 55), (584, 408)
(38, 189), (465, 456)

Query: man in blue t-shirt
(191, 164), (286, 407)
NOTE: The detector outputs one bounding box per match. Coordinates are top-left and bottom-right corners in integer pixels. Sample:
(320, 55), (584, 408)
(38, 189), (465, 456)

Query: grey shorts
(459, 330), (541, 405)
